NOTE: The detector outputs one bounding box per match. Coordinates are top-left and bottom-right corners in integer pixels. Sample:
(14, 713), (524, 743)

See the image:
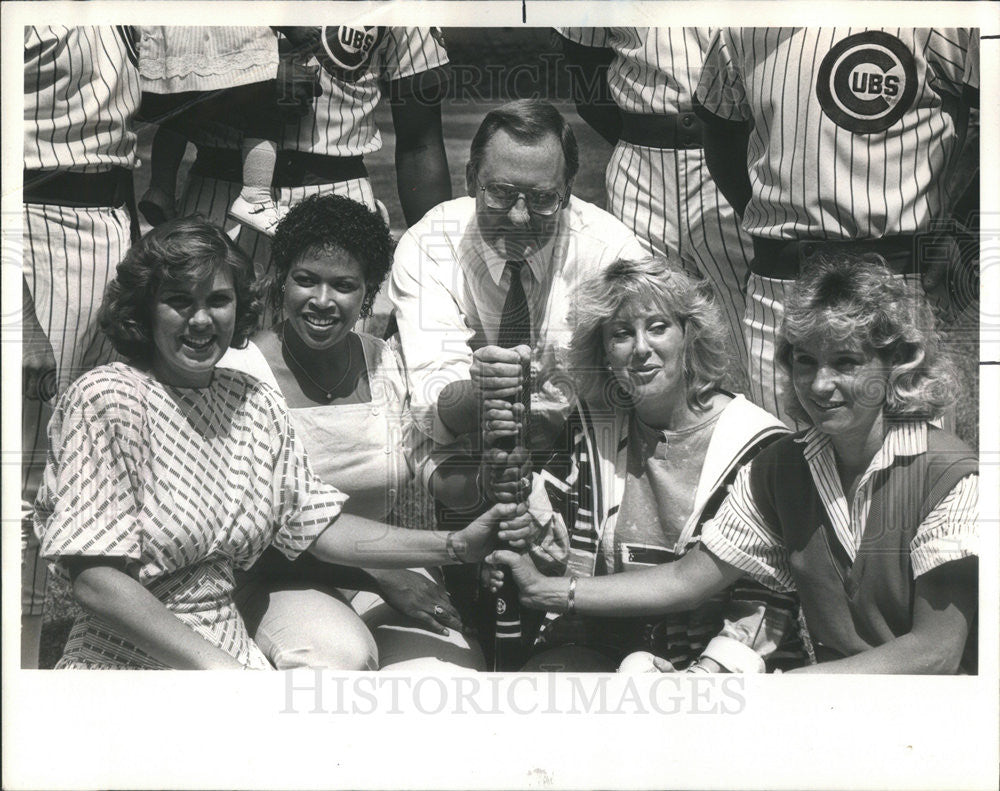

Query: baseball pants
(22, 202), (131, 616)
(606, 142), (753, 378)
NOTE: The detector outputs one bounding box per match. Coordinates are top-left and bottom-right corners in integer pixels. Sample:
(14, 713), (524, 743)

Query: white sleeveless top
(220, 333), (413, 521)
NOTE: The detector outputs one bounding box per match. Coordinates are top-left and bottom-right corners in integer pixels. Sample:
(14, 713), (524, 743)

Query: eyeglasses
(477, 181), (565, 216)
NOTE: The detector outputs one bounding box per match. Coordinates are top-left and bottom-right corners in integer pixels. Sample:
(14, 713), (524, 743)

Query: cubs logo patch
(816, 31), (917, 134)
(320, 26), (385, 82)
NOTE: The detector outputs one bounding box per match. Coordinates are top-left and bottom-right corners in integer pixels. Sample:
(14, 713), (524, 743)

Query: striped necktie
(497, 260), (531, 349)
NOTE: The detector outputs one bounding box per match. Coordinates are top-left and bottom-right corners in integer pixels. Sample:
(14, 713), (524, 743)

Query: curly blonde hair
(568, 257), (730, 411)
(776, 254), (959, 423)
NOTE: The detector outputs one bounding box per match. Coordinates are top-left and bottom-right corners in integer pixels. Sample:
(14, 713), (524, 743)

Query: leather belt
(619, 110), (703, 149)
(23, 167), (133, 208)
(750, 236), (918, 279)
(191, 146), (367, 189)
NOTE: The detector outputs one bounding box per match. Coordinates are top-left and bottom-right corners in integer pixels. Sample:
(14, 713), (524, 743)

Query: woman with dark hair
(221, 194), (497, 671)
(485, 257), (804, 672)
(33, 216), (517, 670)
(494, 256), (979, 673)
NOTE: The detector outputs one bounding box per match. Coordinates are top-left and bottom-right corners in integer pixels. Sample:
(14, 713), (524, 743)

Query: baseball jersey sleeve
(694, 28), (751, 122)
(700, 464), (796, 592)
(379, 27), (449, 83)
(908, 473), (979, 578)
(924, 28), (978, 97)
(557, 28), (611, 48)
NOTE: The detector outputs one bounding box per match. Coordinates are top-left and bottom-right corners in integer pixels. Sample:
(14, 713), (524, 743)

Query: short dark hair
(268, 194), (395, 319)
(468, 99), (579, 184)
(99, 216), (260, 366)
(776, 254), (959, 422)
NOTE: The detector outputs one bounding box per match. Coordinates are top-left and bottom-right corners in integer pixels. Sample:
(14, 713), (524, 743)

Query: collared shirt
(559, 27), (715, 116)
(702, 420), (979, 591)
(389, 195), (646, 444)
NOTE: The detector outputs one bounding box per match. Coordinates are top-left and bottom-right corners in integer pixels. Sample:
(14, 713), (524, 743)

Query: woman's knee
(248, 584), (379, 670)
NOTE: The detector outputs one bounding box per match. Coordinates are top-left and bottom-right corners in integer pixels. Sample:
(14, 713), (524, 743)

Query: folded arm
(66, 558), (245, 669)
(789, 557), (977, 674)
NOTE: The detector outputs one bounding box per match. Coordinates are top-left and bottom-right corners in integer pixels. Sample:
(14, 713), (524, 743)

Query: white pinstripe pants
(606, 142), (753, 377)
(745, 273), (794, 426)
(21, 202), (130, 615)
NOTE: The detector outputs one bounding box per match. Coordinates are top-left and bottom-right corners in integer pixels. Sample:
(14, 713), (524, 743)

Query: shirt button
(372, 406), (381, 416)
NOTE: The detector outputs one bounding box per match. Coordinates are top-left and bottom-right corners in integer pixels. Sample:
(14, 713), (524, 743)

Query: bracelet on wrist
(566, 575), (578, 615)
(445, 531), (462, 563)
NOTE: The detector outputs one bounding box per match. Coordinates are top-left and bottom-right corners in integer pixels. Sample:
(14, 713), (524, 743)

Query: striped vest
(748, 427), (977, 670)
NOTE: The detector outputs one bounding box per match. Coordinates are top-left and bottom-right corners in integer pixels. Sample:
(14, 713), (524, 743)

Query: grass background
(37, 29), (980, 667)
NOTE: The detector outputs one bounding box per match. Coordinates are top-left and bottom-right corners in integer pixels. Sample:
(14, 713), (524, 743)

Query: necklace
(282, 330), (354, 402)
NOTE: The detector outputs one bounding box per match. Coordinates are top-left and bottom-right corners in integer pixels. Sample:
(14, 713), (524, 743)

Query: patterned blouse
(34, 362), (348, 669)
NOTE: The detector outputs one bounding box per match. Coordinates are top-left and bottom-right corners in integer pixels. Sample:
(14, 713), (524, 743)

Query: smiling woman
(31, 216), (516, 670)
(491, 257), (806, 673)
(493, 255), (979, 675)
(220, 195), (490, 672)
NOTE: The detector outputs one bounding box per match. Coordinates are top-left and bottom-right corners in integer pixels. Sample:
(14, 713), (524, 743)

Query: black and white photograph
(3, 2), (997, 789)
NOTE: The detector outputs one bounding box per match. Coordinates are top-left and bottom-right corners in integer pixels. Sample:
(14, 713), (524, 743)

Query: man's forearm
(700, 112), (753, 217)
(561, 36), (620, 146)
(396, 144), (451, 226)
(390, 78), (452, 226)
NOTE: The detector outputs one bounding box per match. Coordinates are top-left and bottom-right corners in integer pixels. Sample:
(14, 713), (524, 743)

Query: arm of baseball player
(697, 109), (753, 218)
(789, 557), (977, 674)
(389, 69), (452, 226)
(22, 277), (57, 401)
(66, 558), (247, 669)
(272, 26), (322, 55)
(559, 35), (620, 146)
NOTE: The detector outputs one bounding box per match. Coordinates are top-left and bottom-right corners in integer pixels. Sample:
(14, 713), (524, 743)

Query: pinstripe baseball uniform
(178, 27), (448, 279)
(559, 27), (754, 380)
(695, 28), (978, 422)
(22, 25), (141, 618)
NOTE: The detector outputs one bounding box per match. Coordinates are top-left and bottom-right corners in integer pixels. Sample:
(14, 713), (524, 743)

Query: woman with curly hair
(485, 257), (805, 672)
(33, 216), (517, 669)
(494, 255), (979, 673)
(221, 194), (496, 671)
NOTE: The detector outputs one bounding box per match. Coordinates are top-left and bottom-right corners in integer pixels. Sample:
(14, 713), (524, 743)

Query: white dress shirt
(389, 195), (646, 445)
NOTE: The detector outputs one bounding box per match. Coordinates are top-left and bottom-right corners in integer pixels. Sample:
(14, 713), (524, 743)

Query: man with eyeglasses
(389, 99), (644, 666)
